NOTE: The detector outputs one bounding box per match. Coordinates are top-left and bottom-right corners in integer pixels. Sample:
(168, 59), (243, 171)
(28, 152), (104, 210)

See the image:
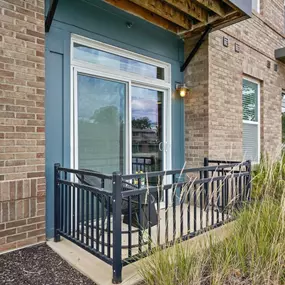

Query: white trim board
(70, 34), (172, 174)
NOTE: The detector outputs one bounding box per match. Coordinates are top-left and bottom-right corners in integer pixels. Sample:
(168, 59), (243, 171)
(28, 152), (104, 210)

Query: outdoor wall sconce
(176, 84), (189, 98)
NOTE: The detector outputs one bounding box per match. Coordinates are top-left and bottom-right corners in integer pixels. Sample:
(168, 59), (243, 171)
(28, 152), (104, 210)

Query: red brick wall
(0, 0), (45, 252)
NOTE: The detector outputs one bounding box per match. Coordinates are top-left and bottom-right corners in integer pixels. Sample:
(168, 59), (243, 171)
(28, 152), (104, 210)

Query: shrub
(139, 158), (285, 285)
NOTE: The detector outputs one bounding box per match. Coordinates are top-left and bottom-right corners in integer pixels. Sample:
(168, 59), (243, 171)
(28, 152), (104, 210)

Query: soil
(0, 243), (95, 285)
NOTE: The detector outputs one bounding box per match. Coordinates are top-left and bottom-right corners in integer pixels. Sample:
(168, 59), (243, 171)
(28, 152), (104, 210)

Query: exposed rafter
(163, 0), (208, 23)
(102, 0), (250, 37)
(194, 0), (226, 17)
(128, 0), (193, 30)
(103, 0), (180, 33)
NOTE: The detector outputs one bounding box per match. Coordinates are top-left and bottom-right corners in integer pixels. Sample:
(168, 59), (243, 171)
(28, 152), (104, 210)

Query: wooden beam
(103, 0), (181, 33)
(194, 0), (226, 17)
(163, 0), (208, 23)
(128, 0), (193, 29)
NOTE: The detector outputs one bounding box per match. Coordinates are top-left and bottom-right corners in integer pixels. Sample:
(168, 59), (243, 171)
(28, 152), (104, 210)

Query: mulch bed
(0, 243), (95, 285)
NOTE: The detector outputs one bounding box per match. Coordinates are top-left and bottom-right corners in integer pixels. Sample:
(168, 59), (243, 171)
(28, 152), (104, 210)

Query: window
(242, 78), (260, 162)
(282, 92), (285, 144)
(73, 42), (168, 82)
(252, 0), (260, 13)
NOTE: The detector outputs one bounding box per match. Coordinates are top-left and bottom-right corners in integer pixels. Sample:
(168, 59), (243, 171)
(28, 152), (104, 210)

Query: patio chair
(76, 170), (158, 230)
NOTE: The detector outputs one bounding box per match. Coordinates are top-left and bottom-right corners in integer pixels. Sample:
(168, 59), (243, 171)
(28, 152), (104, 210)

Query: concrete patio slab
(47, 222), (233, 285)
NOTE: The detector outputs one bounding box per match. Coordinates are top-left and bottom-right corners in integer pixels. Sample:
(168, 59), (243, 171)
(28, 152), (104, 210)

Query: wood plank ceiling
(103, 0), (247, 38)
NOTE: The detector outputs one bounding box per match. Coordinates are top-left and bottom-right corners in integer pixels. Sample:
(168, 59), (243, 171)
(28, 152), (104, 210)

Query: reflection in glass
(131, 86), (163, 175)
(77, 74), (126, 173)
(74, 43), (164, 80)
(242, 79), (258, 122)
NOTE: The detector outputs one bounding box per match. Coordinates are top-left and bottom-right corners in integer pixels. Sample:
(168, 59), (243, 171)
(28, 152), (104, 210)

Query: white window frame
(242, 76), (261, 163)
(252, 0), (260, 13)
(70, 34), (172, 174)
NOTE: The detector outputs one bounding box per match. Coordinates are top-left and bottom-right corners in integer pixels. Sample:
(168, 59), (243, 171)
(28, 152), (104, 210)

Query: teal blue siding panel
(45, 0), (184, 238)
(45, 50), (64, 236)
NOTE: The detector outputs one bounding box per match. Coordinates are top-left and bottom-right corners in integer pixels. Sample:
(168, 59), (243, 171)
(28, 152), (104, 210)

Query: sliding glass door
(131, 86), (164, 174)
(74, 72), (127, 174)
(73, 69), (170, 175)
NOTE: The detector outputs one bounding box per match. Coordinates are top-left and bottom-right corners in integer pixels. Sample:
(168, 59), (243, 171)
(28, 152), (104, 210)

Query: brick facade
(0, 0), (45, 252)
(185, 0), (285, 166)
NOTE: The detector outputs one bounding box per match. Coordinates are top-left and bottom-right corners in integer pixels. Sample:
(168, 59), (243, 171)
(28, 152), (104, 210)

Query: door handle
(159, 142), (163, 151)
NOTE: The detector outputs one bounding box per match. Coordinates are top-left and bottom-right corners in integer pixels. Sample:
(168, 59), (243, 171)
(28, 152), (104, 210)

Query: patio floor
(79, 204), (224, 260)
(48, 220), (233, 285)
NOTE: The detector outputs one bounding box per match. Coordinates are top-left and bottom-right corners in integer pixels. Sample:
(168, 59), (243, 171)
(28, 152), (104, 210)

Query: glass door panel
(131, 86), (164, 178)
(77, 73), (127, 174)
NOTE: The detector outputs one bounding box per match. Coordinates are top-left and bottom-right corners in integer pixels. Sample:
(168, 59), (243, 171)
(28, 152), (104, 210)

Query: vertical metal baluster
(64, 172), (68, 233)
(86, 190), (89, 246)
(165, 188), (169, 244)
(227, 176), (230, 220)
(91, 193), (94, 249)
(239, 166), (242, 203)
(101, 197), (105, 255)
(235, 175), (238, 209)
(128, 196), (132, 258)
(221, 174), (225, 222)
(137, 178), (142, 254)
(243, 175), (246, 201)
(180, 185), (183, 238)
(60, 175), (63, 232)
(68, 184), (71, 235)
(76, 187), (80, 241)
(217, 177), (220, 223)
(157, 190), (160, 245)
(187, 184), (190, 235)
(96, 193), (99, 251)
(148, 190), (151, 251)
(206, 179), (209, 228)
(199, 171), (203, 231)
(204, 159), (209, 229)
(211, 171), (214, 226)
(81, 189), (85, 243)
(138, 194), (142, 254)
(231, 168), (234, 206)
(72, 184), (75, 238)
(172, 186), (176, 242)
(107, 196), (111, 258)
(54, 164), (60, 242)
(247, 161), (252, 201)
(194, 184), (197, 233)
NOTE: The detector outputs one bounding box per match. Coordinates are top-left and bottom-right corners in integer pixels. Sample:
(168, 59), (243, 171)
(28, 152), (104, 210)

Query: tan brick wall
(184, 37), (209, 167)
(185, 0), (285, 165)
(0, 0), (45, 252)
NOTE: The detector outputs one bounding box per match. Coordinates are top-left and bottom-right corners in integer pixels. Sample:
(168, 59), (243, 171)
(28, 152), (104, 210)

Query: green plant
(139, 157), (285, 285)
(252, 154), (285, 201)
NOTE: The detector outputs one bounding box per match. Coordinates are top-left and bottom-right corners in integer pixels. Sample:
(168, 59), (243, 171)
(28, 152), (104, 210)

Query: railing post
(54, 163), (61, 242)
(112, 172), (122, 284)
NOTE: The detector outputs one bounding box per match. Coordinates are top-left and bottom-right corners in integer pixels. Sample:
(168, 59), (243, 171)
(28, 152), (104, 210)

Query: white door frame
(70, 34), (172, 174)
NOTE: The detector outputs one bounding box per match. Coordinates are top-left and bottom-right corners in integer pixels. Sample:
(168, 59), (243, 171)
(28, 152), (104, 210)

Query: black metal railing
(54, 159), (252, 284)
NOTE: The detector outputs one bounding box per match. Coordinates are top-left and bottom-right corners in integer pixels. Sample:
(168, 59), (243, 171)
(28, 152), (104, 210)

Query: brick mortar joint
(0, 177), (46, 183)
(0, 195), (45, 203)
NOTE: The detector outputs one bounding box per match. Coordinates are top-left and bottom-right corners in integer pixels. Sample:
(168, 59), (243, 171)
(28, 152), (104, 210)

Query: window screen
(242, 79), (259, 162)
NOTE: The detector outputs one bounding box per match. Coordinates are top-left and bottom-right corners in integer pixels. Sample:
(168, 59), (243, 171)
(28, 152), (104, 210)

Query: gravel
(0, 244), (95, 285)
